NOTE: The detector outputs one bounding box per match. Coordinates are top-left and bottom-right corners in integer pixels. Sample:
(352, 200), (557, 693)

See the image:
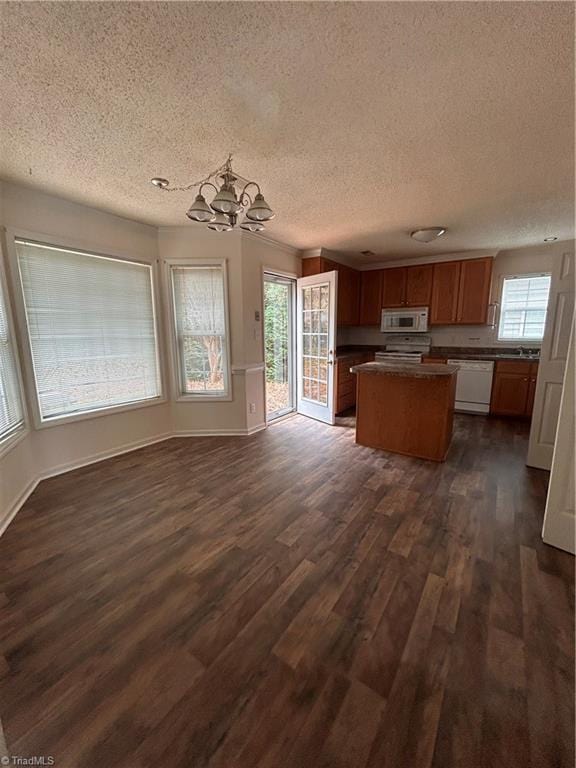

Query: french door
(264, 273), (296, 421)
(296, 271), (337, 424)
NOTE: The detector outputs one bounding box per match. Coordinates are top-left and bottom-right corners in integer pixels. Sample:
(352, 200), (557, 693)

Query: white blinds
(498, 274), (551, 341)
(0, 275), (24, 441)
(16, 240), (161, 420)
(171, 265), (228, 395)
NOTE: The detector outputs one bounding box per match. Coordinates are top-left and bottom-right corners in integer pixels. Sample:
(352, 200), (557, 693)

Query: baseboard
(38, 431), (174, 482)
(0, 425), (268, 537)
(173, 423), (266, 437)
(0, 476), (40, 537)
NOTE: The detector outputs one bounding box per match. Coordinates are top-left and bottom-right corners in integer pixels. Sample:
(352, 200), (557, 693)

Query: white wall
(0, 182), (173, 528)
(0, 182), (300, 529)
(338, 241), (574, 348)
(158, 227), (300, 434)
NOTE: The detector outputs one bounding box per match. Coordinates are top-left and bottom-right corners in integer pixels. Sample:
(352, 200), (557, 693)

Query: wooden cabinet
(381, 268), (406, 308)
(381, 265), (433, 308)
(430, 261), (461, 324)
(301, 257), (359, 326)
(430, 257), (493, 325)
(405, 264), (433, 306)
(457, 257), (493, 324)
(338, 266), (360, 326)
(490, 360), (539, 417)
(304, 255), (492, 328)
(359, 270), (383, 325)
(336, 352), (375, 414)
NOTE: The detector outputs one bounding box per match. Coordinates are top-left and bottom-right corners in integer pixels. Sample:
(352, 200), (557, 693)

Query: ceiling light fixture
(410, 227), (447, 243)
(150, 155), (274, 232)
(544, 236), (557, 242)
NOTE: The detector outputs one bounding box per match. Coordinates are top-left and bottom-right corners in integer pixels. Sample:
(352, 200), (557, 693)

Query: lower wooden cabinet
(490, 360), (539, 417)
(336, 353), (374, 413)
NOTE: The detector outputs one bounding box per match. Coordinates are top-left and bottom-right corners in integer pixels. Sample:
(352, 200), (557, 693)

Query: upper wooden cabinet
(381, 268), (406, 308)
(301, 257), (359, 326)
(405, 264), (433, 307)
(381, 265), (433, 308)
(303, 254), (493, 328)
(430, 257), (493, 325)
(430, 261), (461, 324)
(457, 258), (493, 324)
(337, 266), (360, 326)
(359, 270), (383, 325)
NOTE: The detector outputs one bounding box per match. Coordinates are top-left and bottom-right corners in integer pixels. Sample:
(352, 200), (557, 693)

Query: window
(0, 274), (24, 442)
(498, 274), (552, 341)
(16, 240), (161, 421)
(171, 265), (229, 396)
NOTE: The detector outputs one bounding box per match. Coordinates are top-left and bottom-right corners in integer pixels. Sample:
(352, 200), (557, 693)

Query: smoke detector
(410, 227), (446, 243)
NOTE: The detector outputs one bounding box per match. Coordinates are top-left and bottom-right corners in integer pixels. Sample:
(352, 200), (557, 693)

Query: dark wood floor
(0, 414), (573, 768)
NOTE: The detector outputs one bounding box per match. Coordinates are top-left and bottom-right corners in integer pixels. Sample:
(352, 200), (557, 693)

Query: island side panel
(355, 371), (456, 461)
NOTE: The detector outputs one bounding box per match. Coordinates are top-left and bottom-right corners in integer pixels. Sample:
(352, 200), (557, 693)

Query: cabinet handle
(523, 377), (529, 381)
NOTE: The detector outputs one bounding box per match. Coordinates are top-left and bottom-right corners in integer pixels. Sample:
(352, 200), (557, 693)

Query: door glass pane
(264, 276), (294, 419)
(301, 283), (329, 406)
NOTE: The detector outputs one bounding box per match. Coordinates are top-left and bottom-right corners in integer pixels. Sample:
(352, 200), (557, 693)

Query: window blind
(16, 240), (161, 420)
(171, 265), (229, 395)
(0, 275), (24, 441)
(498, 274), (551, 341)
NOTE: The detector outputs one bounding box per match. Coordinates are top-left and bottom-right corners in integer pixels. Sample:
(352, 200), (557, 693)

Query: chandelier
(150, 155), (274, 232)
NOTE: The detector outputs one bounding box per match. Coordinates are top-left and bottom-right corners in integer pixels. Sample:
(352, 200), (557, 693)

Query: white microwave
(381, 307), (429, 333)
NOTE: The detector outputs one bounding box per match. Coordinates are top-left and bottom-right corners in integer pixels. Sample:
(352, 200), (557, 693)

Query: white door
(296, 271), (337, 424)
(542, 319), (575, 553)
(527, 251), (575, 469)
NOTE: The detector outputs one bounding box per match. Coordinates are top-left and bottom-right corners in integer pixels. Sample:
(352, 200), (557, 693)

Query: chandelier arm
(239, 181), (261, 198)
(199, 181), (220, 197)
(239, 191), (253, 208)
(157, 160), (231, 192)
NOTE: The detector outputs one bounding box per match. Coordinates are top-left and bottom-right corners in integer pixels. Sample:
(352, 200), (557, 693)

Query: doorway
(263, 272), (296, 421)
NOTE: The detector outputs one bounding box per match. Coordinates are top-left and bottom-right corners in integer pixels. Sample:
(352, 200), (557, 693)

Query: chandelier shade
(186, 194), (216, 222)
(150, 155), (274, 233)
(207, 213), (233, 232)
(211, 185), (240, 215)
(246, 193), (275, 222)
(240, 219), (265, 232)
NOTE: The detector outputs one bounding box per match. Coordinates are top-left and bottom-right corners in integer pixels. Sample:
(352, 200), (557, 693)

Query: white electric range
(375, 334), (431, 364)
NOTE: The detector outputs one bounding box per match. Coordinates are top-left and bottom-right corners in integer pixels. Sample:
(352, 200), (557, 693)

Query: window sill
(175, 392), (233, 403)
(34, 395), (168, 430)
(0, 425), (30, 461)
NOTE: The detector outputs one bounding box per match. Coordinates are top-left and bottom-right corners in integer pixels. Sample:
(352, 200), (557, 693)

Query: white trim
(300, 249), (323, 260)
(241, 230), (300, 256)
(0, 421), (270, 537)
(163, 257), (234, 403)
(0, 230), (30, 440)
(232, 362), (266, 373)
(173, 423), (266, 437)
(6, 230), (167, 428)
(0, 429), (173, 537)
(357, 250), (498, 271)
(0, 476), (39, 537)
(31, 395), (168, 429)
(0, 424), (29, 460)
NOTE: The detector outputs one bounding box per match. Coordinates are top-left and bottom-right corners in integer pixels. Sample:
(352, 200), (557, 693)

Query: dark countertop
(350, 361), (458, 378)
(336, 344), (540, 363)
(426, 349), (540, 362)
(335, 345), (383, 360)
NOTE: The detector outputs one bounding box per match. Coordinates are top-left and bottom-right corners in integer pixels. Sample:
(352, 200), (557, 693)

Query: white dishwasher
(447, 359), (494, 414)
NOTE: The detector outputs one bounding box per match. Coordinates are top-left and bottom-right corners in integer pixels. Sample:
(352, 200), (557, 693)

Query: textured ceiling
(1, 1), (574, 263)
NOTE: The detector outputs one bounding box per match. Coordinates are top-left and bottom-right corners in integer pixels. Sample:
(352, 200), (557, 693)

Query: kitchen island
(350, 361), (458, 461)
